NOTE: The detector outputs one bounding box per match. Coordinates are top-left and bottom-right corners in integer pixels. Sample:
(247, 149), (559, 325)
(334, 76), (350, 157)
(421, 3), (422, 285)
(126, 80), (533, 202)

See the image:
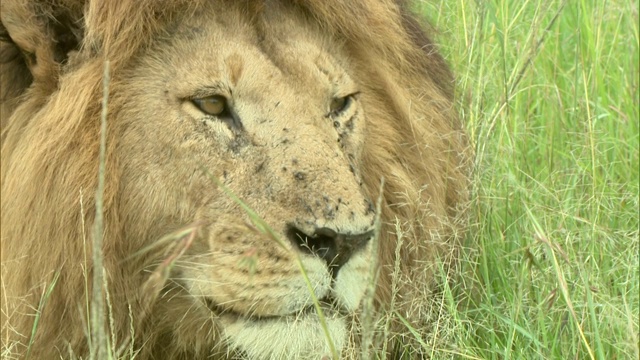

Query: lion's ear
(1, 1), (83, 89)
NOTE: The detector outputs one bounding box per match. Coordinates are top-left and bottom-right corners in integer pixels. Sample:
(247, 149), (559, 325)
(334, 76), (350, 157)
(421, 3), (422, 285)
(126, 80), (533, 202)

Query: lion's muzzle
(286, 225), (374, 277)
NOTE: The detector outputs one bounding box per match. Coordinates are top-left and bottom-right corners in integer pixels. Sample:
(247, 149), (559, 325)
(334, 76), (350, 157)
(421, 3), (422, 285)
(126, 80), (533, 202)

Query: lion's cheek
(332, 241), (374, 310)
(181, 241), (332, 317)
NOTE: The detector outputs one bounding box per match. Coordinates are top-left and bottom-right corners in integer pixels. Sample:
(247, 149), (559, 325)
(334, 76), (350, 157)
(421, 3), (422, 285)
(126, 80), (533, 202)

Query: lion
(1, 0), (469, 359)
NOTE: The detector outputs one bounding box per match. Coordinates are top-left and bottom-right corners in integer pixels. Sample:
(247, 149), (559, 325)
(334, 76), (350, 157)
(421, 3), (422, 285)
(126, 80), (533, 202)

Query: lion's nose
(286, 225), (374, 276)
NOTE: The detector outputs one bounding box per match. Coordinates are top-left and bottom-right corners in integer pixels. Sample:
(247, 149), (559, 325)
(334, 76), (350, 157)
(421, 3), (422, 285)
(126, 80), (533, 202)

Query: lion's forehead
(144, 3), (353, 100)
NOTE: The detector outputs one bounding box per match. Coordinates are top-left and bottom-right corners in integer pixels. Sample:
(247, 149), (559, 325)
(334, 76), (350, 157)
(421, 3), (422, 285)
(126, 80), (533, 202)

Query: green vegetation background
(416, 0), (638, 358)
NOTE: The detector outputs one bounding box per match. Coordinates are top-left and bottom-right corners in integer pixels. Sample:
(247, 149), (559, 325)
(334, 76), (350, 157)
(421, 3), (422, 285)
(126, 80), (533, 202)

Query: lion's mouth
(203, 297), (343, 321)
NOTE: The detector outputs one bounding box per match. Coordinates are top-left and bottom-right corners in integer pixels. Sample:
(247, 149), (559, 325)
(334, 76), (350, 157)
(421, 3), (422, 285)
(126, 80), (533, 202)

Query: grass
(413, 0), (639, 358)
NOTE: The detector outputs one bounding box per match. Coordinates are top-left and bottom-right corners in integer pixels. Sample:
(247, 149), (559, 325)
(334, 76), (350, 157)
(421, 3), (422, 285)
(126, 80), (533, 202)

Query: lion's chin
(218, 310), (348, 360)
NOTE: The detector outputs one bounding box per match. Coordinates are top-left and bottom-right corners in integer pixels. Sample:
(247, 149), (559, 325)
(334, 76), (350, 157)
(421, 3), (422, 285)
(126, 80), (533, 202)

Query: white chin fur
(333, 242), (372, 310)
(220, 313), (347, 360)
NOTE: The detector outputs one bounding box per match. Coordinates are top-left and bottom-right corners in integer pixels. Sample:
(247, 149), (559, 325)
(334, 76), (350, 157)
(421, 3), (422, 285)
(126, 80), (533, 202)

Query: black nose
(286, 225), (374, 276)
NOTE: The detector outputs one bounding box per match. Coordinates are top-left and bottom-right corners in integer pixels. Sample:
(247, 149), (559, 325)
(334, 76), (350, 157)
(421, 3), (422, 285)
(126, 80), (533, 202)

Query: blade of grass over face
(359, 178), (384, 360)
(25, 272), (60, 360)
(89, 60), (110, 360)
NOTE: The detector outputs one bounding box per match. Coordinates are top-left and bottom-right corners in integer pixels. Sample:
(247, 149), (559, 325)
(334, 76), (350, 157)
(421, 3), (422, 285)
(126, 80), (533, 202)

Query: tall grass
(415, 0), (639, 358)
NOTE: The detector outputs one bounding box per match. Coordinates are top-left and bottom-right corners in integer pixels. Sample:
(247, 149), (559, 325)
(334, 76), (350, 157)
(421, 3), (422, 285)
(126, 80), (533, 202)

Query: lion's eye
(193, 96), (227, 116)
(329, 95), (351, 115)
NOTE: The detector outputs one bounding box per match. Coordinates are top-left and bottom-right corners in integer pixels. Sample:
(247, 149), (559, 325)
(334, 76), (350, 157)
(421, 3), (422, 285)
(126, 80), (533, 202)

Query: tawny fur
(1, 0), (469, 359)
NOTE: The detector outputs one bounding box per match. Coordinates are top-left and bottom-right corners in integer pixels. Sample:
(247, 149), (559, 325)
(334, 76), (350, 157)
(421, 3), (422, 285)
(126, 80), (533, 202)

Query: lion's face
(117, 4), (375, 357)
(2, 0), (468, 358)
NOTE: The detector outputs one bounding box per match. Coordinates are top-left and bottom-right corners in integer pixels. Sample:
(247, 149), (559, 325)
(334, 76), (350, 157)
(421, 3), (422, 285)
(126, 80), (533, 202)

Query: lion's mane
(1, 0), (469, 358)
